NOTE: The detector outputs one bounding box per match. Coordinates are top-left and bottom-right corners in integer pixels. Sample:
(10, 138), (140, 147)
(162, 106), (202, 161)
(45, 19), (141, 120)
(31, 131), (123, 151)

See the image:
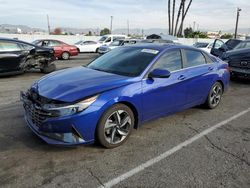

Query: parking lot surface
(0, 54), (249, 188)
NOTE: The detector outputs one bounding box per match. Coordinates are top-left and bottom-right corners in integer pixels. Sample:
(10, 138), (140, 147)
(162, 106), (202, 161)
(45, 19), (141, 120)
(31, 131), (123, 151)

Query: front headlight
(43, 95), (98, 117)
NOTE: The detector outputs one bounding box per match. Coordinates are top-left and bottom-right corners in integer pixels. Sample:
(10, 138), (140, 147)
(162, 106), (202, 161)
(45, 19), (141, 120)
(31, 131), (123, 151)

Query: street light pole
(127, 20), (130, 36)
(110, 16), (113, 34)
(234, 8), (241, 39)
(47, 14), (51, 34)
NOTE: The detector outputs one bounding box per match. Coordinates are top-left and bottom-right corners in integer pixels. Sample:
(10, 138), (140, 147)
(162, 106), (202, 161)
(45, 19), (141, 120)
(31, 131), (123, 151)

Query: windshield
(193, 42), (209, 48)
(99, 36), (108, 42)
(75, 41), (83, 45)
(234, 41), (250, 49)
(87, 47), (159, 77)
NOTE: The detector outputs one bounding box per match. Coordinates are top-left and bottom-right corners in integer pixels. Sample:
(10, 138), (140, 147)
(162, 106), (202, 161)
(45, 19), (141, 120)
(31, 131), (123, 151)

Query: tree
(184, 27), (193, 38)
(168, 0), (171, 35)
(174, 0), (185, 36)
(221, 33), (233, 39)
(85, 31), (93, 36)
(177, 0), (193, 36)
(53, 28), (62, 35)
(167, 0), (193, 37)
(100, 28), (110, 36)
(171, 0), (176, 35)
(184, 27), (208, 38)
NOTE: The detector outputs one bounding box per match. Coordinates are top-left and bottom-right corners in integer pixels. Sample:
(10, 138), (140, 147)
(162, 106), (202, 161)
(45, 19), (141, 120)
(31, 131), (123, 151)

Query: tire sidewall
(62, 52), (70, 60)
(96, 104), (134, 148)
(207, 82), (223, 109)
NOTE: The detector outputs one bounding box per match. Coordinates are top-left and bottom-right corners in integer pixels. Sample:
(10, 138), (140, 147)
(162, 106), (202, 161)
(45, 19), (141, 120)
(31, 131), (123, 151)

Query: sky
(0, 0), (249, 31)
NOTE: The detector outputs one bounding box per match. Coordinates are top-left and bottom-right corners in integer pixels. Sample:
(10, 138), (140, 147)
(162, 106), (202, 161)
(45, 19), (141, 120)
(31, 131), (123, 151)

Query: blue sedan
(21, 44), (230, 148)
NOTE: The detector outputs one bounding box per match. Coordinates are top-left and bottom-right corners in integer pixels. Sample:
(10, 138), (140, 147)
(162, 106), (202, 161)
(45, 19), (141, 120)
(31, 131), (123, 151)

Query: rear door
(183, 49), (216, 105)
(0, 41), (27, 73)
(142, 49), (188, 121)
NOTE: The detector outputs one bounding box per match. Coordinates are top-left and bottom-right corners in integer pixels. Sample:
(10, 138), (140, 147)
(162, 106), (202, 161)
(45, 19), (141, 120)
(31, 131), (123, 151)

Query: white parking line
(99, 108), (250, 188)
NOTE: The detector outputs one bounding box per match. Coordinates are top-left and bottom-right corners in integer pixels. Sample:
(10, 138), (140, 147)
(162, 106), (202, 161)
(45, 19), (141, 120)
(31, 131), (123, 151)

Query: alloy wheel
(104, 110), (132, 144)
(62, 52), (70, 60)
(210, 84), (222, 107)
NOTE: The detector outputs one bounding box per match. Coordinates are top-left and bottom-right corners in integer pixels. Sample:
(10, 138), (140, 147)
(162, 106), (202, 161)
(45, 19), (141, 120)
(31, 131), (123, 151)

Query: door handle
(178, 75), (186, 80)
(208, 67), (214, 71)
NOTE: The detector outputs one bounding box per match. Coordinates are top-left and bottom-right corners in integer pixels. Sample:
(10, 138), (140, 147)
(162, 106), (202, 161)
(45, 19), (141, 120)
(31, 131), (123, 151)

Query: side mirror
(148, 68), (171, 78)
(29, 48), (36, 55)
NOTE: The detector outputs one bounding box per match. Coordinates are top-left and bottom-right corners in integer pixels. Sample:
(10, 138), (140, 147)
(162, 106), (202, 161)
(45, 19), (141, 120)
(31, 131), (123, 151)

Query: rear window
(184, 50), (207, 68)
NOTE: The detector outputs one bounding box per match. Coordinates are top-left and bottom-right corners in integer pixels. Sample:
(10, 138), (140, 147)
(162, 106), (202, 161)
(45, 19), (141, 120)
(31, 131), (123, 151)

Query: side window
(105, 37), (111, 43)
(88, 41), (97, 45)
(184, 50), (207, 68)
(19, 43), (34, 50)
(49, 40), (62, 46)
(0, 41), (22, 51)
(154, 50), (182, 72)
(41, 40), (49, 46)
(213, 40), (224, 49)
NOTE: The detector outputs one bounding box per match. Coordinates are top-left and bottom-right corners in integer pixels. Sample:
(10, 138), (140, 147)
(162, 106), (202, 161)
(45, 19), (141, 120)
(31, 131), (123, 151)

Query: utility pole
(110, 16), (113, 34)
(47, 14), (51, 34)
(127, 20), (130, 36)
(234, 8), (241, 39)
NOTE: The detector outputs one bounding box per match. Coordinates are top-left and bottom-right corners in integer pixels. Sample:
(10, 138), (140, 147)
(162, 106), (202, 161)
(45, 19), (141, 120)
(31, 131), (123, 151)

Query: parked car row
(0, 38), (56, 76)
(98, 39), (139, 54)
(193, 39), (250, 78)
(75, 34), (128, 53)
(33, 39), (79, 60)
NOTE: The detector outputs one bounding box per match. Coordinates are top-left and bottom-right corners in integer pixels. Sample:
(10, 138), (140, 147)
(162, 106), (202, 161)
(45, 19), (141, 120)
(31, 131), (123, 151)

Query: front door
(142, 49), (188, 121)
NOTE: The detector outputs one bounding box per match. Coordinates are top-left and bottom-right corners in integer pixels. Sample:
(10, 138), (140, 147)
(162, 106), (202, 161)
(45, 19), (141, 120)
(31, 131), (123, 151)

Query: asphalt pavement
(0, 53), (249, 188)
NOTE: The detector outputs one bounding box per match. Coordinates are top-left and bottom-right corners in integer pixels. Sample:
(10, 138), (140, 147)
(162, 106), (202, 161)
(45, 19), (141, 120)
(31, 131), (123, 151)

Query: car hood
(34, 67), (135, 103)
(220, 48), (250, 60)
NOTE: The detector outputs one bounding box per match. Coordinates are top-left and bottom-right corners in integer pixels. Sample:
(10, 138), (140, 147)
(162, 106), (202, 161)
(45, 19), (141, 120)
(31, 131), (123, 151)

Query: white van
(98, 34), (128, 45)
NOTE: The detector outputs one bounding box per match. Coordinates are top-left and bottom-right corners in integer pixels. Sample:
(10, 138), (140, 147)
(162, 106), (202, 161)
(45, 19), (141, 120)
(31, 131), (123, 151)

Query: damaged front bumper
(20, 91), (98, 146)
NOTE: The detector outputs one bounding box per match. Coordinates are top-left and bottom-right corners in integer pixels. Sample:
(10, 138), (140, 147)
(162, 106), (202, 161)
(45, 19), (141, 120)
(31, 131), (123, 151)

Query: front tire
(61, 52), (70, 60)
(40, 63), (56, 73)
(96, 104), (134, 148)
(204, 82), (223, 109)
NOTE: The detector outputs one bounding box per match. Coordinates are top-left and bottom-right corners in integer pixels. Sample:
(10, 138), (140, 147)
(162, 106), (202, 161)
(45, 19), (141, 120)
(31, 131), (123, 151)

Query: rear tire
(95, 48), (99, 53)
(61, 52), (70, 60)
(204, 82), (223, 109)
(96, 104), (134, 148)
(41, 63), (56, 73)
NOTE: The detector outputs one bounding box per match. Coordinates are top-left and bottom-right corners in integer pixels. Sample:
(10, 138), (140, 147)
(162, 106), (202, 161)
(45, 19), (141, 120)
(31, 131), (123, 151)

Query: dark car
(32, 39), (78, 60)
(210, 39), (242, 57)
(0, 38), (56, 76)
(220, 48), (250, 78)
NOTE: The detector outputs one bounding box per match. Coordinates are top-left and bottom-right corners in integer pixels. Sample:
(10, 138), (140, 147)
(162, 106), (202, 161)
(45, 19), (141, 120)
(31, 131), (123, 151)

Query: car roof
(128, 43), (200, 52)
(0, 37), (35, 46)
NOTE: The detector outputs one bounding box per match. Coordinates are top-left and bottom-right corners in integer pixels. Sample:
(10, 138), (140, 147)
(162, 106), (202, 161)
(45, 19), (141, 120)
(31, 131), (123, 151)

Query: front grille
(24, 102), (51, 128)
